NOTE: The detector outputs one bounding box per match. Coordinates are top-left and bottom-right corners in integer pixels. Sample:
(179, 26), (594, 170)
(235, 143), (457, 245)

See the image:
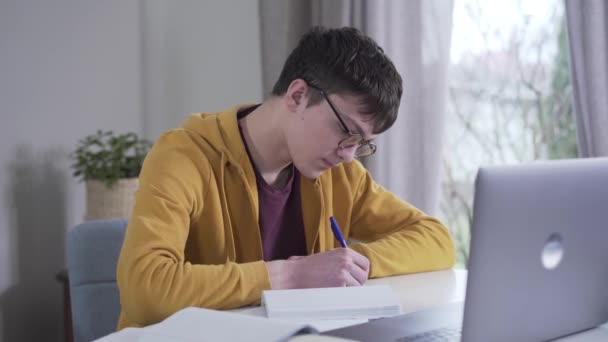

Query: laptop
(325, 158), (608, 342)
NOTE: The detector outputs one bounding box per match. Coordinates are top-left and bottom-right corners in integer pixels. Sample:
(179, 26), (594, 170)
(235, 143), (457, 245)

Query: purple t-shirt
(238, 107), (307, 261)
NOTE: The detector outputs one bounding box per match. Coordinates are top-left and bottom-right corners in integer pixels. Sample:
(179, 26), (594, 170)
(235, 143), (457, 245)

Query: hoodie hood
(182, 104), (257, 168)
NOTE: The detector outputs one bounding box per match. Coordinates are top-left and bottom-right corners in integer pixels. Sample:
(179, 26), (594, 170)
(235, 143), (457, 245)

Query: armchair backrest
(66, 219), (127, 342)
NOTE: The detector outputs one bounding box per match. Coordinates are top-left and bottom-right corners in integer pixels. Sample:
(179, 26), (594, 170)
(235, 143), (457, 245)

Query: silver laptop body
(325, 158), (608, 342)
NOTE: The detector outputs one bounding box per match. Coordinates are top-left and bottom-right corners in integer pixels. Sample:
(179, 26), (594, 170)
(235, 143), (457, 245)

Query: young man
(116, 26), (455, 329)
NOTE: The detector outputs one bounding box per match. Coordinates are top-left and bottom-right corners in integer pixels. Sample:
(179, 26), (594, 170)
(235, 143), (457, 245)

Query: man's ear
(284, 79), (309, 112)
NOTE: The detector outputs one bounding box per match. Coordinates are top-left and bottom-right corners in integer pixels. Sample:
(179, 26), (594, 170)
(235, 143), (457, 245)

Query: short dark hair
(271, 26), (403, 134)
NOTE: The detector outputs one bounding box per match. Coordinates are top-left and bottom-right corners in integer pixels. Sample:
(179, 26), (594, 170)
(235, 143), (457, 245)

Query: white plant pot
(85, 178), (139, 221)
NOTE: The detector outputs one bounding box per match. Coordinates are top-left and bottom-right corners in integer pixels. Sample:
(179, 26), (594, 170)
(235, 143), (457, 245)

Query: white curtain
(565, 0), (608, 157)
(259, 0), (454, 214)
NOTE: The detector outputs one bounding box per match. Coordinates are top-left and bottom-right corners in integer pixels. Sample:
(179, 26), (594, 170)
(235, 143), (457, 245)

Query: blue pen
(329, 216), (348, 248)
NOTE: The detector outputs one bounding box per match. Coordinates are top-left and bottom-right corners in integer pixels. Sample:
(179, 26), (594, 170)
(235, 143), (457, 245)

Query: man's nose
(337, 145), (357, 163)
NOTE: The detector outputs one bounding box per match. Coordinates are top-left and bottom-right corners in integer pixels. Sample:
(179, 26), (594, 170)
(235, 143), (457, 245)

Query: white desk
(97, 269), (608, 341)
(367, 268), (467, 314)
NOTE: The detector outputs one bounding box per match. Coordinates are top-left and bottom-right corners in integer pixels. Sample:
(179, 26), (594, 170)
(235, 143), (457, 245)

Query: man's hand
(266, 248), (370, 289)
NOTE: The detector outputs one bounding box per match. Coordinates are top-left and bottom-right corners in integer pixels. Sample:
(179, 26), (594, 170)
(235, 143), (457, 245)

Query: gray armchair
(66, 219), (127, 342)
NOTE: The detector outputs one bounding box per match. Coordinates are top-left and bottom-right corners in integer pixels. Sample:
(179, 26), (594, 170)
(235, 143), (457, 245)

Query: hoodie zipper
(221, 153), (264, 262)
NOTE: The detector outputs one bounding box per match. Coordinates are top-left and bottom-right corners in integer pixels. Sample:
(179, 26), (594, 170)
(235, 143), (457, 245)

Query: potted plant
(71, 130), (152, 221)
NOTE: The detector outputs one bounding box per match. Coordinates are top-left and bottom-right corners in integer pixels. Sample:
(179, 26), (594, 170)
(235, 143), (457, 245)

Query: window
(440, 0), (577, 268)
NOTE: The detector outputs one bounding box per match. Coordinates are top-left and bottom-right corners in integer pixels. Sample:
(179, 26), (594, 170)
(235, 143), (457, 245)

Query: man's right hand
(265, 248), (370, 289)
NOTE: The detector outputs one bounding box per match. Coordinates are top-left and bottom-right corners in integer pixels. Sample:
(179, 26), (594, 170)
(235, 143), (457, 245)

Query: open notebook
(137, 286), (401, 342)
(137, 307), (317, 342)
(262, 285), (402, 321)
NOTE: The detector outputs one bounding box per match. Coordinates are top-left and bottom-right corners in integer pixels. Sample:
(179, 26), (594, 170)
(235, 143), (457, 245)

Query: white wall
(142, 0), (263, 140)
(0, 1), (262, 341)
(0, 1), (143, 341)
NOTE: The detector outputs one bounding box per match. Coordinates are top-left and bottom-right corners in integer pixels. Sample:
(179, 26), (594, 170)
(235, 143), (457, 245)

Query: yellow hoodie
(116, 105), (455, 329)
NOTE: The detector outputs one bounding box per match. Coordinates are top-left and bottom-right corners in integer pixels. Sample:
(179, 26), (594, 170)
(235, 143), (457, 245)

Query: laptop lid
(462, 157), (608, 341)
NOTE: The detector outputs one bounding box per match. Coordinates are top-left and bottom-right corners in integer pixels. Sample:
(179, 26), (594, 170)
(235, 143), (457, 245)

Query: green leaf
(70, 130), (152, 186)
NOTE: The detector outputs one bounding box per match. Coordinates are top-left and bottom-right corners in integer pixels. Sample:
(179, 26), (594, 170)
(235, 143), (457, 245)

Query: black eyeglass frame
(307, 84), (377, 158)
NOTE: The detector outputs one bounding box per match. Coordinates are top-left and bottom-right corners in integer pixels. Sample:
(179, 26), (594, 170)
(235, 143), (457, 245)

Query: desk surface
(367, 269), (467, 314)
(97, 269), (608, 341)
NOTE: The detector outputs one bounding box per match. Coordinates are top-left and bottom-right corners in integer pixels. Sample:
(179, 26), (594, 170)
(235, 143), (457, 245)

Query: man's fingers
(344, 270), (364, 287)
(347, 260), (369, 285)
(344, 249), (370, 275)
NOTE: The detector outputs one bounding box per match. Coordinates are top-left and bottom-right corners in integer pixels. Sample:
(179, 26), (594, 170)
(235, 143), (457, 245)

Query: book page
(233, 306), (368, 333)
(138, 307), (317, 342)
(262, 285), (402, 321)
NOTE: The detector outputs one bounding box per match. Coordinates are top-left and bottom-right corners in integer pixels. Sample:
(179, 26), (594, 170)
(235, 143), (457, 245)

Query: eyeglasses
(308, 84), (377, 158)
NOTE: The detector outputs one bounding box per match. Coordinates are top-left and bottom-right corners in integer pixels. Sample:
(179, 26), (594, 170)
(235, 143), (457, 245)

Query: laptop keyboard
(395, 327), (461, 342)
